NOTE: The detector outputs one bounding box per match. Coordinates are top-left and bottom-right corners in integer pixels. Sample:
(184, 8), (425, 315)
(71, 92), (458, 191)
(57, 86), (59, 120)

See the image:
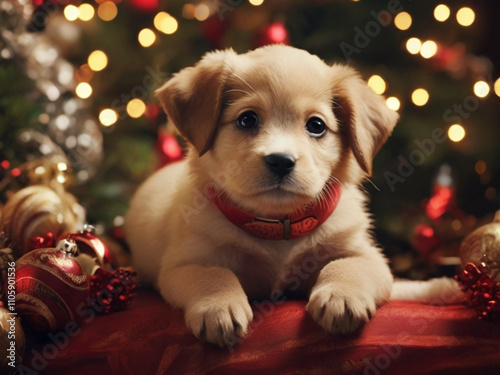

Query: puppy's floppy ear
(155, 49), (236, 155)
(331, 65), (399, 176)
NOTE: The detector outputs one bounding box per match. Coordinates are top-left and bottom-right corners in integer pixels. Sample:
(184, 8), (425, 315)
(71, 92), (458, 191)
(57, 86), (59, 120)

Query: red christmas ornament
(253, 22), (290, 48)
(201, 16), (229, 49)
(144, 103), (161, 122)
(28, 231), (55, 251)
(15, 241), (90, 332)
(62, 227), (115, 269)
(157, 132), (183, 168)
(413, 223), (440, 257)
(128, 0), (159, 13)
(89, 268), (136, 314)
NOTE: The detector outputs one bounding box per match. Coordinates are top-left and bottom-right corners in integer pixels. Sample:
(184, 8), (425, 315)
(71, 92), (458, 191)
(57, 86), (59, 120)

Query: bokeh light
(386, 97), (401, 111)
(420, 40), (438, 59)
(63, 5), (79, 21)
(473, 81), (490, 98)
(78, 3), (95, 21)
(154, 12), (178, 34)
(394, 12), (412, 30)
(126, 99), (147, 118)
(75, 82), (92, 99)
(99, 108), (118, 127)
(194, 4), (210, 21)
(434, 4), (450, 22)
(385, 96), (401, 111)
(367, 75), (386, 95)
(97, 1), (118, 21)
(448, 124), (466, 142)
(456, 7), (475, 27)
(495, 77), (500, 97)
(411, 88), (429, 106)
(406, 37), (421, 54)
(138, 28), (156, 47)
(88, 50), (108, 71)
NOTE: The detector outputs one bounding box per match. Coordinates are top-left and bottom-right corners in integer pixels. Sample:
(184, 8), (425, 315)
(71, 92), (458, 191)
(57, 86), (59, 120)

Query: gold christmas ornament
(459, 210), (500, 282)
(0, 185), (85, 256)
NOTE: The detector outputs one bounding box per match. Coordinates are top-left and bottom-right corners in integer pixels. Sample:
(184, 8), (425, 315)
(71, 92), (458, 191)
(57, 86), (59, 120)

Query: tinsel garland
(455, 262), (500, 321)
(89, 267), (137, 314)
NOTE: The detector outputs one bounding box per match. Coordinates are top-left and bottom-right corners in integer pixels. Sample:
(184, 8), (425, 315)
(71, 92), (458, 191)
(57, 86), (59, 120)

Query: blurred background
(1, 0), (499, 280)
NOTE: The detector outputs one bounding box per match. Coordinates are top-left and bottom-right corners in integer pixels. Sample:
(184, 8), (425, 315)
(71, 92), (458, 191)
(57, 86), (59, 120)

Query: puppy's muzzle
(264, 153), (295, 179)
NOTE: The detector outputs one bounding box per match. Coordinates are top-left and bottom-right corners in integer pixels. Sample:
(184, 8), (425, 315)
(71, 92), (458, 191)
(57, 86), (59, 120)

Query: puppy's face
(156, 46), (398, 217)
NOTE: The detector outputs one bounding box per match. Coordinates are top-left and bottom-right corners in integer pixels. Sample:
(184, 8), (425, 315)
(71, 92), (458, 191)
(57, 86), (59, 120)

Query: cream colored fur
(126, 45), (404, 347)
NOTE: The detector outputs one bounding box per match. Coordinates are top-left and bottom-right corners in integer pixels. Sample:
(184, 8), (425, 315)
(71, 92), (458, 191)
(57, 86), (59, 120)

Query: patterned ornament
(15, 243), (90, 332)
(89, 268), (136, 314)
(63, 226), (114, 269)
(459, 210), (500, 282)
(0, 185), (85, 256)
(0, 306), (25, 371)
(455, 210), (500, 321)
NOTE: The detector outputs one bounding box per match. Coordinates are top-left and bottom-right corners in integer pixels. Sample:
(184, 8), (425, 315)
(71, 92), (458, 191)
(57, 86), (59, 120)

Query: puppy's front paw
(306, 284), (376, 335)
(185, 297), (253, 347)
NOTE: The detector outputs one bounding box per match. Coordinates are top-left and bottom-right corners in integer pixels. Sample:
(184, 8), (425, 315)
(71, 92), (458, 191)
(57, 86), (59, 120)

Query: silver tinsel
(1, 0), (102, 183)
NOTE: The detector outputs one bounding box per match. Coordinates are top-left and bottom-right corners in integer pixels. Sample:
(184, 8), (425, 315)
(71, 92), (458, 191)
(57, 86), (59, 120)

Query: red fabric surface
(22, 289), (500, 375)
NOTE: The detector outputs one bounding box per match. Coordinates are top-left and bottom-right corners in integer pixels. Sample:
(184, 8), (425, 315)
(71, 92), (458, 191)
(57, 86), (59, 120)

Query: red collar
(209, 182), (342, 240)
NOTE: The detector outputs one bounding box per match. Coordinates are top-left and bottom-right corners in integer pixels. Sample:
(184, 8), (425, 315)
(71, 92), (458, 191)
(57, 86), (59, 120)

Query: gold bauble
(0, 185), (85, 256)
(459, 210), (500, 282)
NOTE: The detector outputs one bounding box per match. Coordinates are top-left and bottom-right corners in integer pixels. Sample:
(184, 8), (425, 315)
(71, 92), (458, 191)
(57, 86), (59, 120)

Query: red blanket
(22, 289), (500, 374)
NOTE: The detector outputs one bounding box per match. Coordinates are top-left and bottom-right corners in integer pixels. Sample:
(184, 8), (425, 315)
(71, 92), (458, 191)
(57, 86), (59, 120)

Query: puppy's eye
(236, 111), (259, 130)
(305, 117), (326, 138)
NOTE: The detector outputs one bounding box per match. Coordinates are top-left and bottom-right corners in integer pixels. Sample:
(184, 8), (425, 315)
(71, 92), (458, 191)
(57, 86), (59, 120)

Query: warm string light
(138, 28), (156, 47)
(473, 81), (490, 98)
(126, 99), (146, 118)
(448, 124), (466, 142)
(75, 82), (92, 99)
(420, 40), (438, 59)
(78, 3), (95, 22)
(456, 7), (475, 27)
(249, 0), (265, 6)
(63, 5), (79, 21)
(194, 4), (210, 21)
(99, 109), (118, 127)
(494, 78), (500, 97)
(411, 88), (429, 106)
(88, 50), (108, 72)
(154, 12), (178, 34)
(97, 1), (118, 22)
(406, 37), (421, 54)
(386, 97), (401, 111)
(394, 12), (412, 31)
(434, 4), (450, 22)
(367, 75), (386, 95)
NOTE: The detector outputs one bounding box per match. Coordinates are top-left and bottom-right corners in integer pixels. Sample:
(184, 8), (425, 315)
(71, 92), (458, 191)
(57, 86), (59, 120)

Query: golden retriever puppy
(125, 45), (399, 347)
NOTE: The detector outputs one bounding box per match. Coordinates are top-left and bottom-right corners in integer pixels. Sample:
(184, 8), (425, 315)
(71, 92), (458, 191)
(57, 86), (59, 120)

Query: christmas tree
(1, 0), (499, 279)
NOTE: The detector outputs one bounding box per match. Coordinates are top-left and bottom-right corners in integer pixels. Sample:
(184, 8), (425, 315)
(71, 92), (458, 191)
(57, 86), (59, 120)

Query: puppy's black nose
(264, 153), (296, 178)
